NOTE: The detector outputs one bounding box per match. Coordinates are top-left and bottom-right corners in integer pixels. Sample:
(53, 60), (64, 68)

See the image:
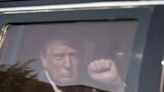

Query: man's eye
(52, 54), (64, 59)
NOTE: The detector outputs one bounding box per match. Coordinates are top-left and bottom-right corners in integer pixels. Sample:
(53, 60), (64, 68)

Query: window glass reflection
(0, 21), (138, 92)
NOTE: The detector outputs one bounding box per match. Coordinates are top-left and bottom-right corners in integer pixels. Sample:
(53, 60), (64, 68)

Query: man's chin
(56, 77), (76, 86)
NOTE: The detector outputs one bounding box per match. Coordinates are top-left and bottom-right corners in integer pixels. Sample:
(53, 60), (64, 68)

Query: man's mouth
(61, 69), (73, 77)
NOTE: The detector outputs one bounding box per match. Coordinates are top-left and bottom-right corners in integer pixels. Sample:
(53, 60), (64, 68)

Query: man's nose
(64, 55), (72, 68)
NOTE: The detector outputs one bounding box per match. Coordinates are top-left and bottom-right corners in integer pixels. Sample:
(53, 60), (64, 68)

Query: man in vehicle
(40, 40), (125, 92)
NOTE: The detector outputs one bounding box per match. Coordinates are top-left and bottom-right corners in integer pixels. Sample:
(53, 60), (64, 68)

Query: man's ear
(40, 52), (48, 68)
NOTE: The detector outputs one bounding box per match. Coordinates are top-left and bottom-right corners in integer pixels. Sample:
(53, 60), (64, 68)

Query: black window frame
(0, 5), (163, 92)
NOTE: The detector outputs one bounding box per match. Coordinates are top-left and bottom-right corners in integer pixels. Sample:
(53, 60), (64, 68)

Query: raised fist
(87, 59), (125, 92)
(87, 59), (120, 83)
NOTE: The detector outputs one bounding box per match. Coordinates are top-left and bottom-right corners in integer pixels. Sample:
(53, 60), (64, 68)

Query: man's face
(45, 42), (79, 85)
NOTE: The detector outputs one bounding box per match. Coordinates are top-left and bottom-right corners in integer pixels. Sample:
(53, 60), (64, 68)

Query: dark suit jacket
(58, 85), (109, 92)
